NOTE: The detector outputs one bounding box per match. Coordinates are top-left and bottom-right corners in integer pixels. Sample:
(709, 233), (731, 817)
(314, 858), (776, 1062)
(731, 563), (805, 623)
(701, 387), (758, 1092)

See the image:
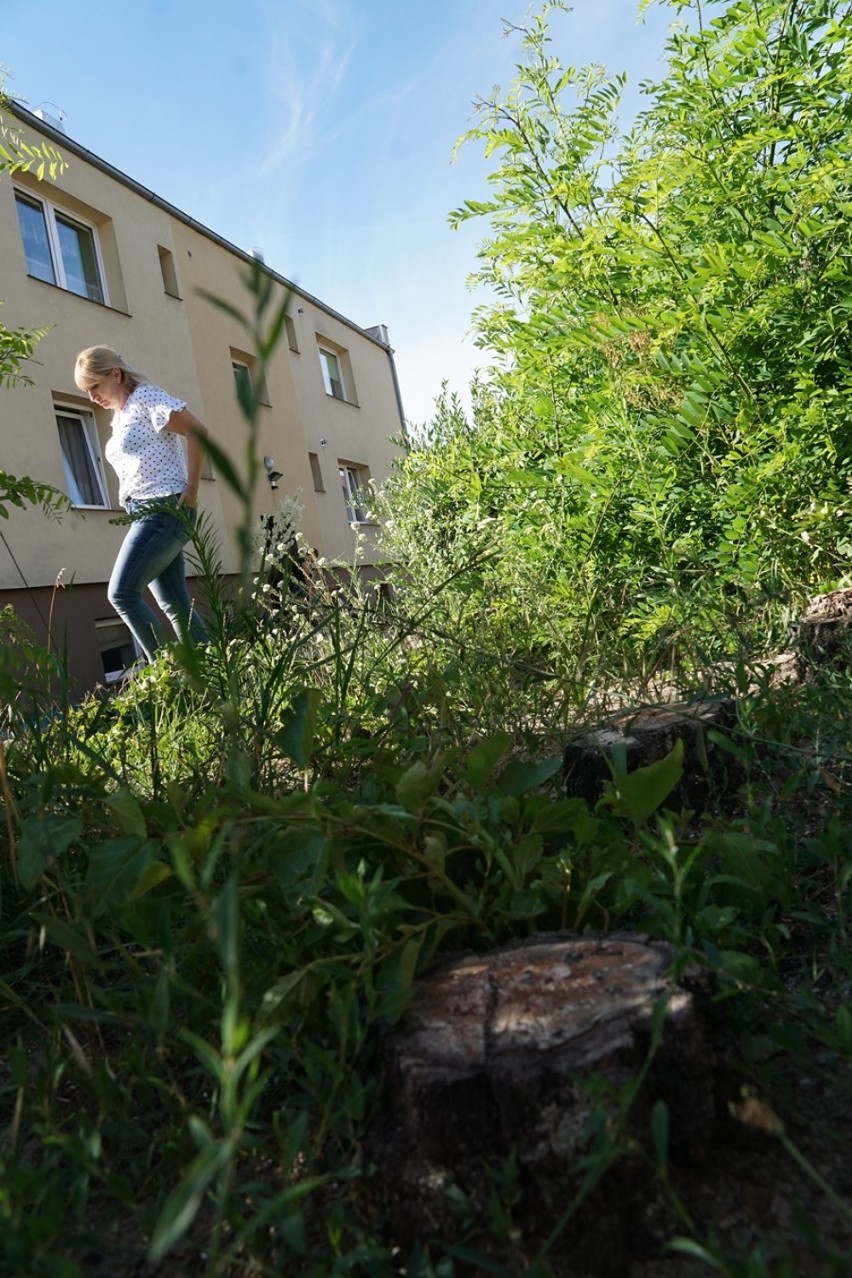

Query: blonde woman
(74, 345), (208, 662)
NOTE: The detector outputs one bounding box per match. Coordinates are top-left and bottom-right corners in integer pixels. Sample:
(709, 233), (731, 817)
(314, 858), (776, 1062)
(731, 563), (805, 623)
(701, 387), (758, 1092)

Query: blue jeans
(108, 495), (206, 662)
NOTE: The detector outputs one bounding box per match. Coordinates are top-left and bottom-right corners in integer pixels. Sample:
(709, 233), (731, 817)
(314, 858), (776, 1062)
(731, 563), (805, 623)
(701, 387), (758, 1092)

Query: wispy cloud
(260, 0), (358, 174)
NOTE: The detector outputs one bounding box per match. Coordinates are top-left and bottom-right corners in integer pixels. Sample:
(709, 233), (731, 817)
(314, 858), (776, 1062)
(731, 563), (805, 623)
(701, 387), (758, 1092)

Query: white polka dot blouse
(106, 383), (190, 509)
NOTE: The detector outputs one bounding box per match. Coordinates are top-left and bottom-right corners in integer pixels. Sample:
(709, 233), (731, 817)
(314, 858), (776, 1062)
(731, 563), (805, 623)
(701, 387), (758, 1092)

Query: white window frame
(55, 406), (110, 508)
(339, 464), (368, 524)
(319, 347), (346, 401)
(14, 187), (109, 305)
(95, 617), (140, 684)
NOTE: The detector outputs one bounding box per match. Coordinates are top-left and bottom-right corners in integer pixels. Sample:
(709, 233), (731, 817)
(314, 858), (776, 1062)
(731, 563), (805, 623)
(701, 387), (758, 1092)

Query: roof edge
(7, 100), (390, 349)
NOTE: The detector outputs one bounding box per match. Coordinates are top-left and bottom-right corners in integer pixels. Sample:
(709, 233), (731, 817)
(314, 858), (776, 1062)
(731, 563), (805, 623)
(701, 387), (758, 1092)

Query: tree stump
(794, 588), (852, 678)
(372, 934), (716, 1275)
(563, 697), (739, 812)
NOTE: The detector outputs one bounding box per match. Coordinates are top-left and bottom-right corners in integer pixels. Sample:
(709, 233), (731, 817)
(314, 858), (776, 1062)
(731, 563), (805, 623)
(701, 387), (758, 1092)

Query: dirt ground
(630, 1053), (852, 1277)
(68, 1040), (851, 1278)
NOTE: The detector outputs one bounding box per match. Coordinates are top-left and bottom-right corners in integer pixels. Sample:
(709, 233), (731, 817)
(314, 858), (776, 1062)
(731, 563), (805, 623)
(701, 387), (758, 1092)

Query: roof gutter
(9, 100), (390, 350)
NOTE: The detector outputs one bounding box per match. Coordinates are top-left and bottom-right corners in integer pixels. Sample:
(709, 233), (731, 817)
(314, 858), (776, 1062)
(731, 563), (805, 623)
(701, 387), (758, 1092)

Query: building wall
(0, 579), (210, 696)
(1, 105), (405, 691)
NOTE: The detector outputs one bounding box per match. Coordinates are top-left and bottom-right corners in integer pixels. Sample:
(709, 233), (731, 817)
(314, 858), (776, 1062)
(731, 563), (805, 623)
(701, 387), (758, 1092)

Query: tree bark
(372, 933), (716, 1275)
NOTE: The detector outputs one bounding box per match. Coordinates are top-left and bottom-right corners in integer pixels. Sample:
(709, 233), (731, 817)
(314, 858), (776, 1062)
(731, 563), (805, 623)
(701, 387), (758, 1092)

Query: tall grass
(0, 265), (850, 1277)
(2, 508), (851, 1275)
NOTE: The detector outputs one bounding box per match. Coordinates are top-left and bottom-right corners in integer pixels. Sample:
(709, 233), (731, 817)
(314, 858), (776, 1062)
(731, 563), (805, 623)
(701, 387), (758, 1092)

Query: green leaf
(497, 755), (562, 797)
(195, 287), (250, 330)
(213, 875), (240, 975)
(531, 797), (591, 835)
(260, 968), (312, 1021)
(509, 833), (544, 881)
(232, 1026), (280, 1086)
(608, 741), (684, 826)
(271, 829), (328, 904)
(148, 1141), (229, 1262)
(259, 290), (294, 362)
(277, 688), (322, 768)
(465, 731), (512, 788)
(32, 912), (101, 968)
(378, 935), (424, 1023)
(85, 837), (160, 913)
(17, 814), (82, 890)
(666, 1238), (720, 1264)
(180, 1029), (224, 1079)
(131, 861), (174, 898)
(104, 788), (147, 837)
(396, 757), (444, 813)
(197, 435), (247, 499)
(508, 889), (548, 918)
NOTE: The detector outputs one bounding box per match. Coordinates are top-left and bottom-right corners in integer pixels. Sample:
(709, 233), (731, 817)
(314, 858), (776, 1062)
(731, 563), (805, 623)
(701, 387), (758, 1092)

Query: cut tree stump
(563, 696), (739, 812)
(794, 588), (852, 678)
(372, 933), (716, 1276)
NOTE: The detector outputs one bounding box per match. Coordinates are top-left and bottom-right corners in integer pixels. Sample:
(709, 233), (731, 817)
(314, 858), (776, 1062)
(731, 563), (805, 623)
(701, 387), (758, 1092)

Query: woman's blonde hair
(74, 345), (149, 394)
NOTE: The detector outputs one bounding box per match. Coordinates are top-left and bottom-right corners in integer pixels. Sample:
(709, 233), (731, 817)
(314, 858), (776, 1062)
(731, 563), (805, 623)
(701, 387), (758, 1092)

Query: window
(95, 618), (137, 684)
(15, 190), (107, 304)
(339, 464), (368, 523)
(55, 408), (109, 507)
(232, 360), (253, 408)
(231, 353), (270, 408)
(319, 347), (345, 400)
(285, 314), (299, 353)
(158, 245), (180, 298)
(317, 338), (357, 405)
(308, 452), (325, 493)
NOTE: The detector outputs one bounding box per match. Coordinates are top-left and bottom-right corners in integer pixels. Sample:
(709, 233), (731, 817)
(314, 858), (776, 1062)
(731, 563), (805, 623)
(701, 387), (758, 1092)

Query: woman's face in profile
(80, 367), (127, 411)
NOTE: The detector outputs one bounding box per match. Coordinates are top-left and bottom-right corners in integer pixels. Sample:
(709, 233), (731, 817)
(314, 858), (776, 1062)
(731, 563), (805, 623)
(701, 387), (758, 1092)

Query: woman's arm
(166, 407), (209, 508)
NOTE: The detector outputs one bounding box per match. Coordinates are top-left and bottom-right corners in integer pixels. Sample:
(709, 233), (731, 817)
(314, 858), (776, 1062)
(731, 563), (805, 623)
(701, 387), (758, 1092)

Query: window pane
(56, 216), (104, 303)
(96, 618), (136, 682)
(232, 361), (253, 409)
(15, 193), (56, 284)
(339, 466), (366, 522)
(320, 350), (345, 400)
(56, 413), (106, 506)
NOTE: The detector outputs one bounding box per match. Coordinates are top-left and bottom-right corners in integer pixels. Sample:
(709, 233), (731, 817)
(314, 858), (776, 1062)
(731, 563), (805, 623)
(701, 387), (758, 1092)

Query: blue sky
(2, 0), (678, 425)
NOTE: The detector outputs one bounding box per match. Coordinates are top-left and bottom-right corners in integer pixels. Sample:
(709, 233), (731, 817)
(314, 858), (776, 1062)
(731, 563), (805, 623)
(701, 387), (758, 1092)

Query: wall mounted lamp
(264, 455), (283, 490)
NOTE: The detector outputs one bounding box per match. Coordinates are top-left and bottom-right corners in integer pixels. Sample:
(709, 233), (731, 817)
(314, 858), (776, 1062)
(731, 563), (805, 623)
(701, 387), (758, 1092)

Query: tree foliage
(383, 0), (852, 674)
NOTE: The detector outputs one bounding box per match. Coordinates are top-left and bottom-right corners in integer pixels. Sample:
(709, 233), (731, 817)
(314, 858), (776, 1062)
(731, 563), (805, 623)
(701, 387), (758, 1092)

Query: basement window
(95, 618), (137, 684)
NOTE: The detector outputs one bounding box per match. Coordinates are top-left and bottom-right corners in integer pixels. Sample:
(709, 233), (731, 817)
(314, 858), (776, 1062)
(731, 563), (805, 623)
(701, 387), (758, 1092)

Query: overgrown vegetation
(384, 0), (852, 684)
(1, 4), (851, 1275)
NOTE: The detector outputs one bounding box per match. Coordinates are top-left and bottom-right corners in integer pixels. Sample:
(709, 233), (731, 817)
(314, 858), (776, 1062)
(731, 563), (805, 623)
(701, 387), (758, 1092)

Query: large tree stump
(794, 588), (852, 678)
(372, 934), (716, 1276)
(563, 697), (739, 811)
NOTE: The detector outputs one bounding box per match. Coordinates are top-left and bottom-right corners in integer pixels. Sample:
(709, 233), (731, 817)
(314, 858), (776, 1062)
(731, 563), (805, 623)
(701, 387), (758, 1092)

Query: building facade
(0, 104), (405, 692)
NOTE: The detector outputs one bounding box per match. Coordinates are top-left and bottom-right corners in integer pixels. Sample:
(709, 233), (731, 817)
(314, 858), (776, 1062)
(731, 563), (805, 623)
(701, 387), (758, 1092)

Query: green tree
(383, 0), (852, 675)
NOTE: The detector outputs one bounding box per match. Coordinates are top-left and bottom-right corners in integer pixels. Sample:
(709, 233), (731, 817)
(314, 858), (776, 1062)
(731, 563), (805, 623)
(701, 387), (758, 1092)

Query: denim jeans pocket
(171, 505), (197, 544)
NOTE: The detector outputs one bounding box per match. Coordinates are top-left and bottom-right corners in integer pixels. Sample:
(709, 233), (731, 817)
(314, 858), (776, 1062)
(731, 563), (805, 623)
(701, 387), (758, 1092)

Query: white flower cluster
(252, 491), (304, 563)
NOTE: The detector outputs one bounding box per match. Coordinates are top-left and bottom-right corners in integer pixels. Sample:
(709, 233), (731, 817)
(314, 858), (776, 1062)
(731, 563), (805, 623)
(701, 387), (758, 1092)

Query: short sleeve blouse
(105, 383), (189, 509)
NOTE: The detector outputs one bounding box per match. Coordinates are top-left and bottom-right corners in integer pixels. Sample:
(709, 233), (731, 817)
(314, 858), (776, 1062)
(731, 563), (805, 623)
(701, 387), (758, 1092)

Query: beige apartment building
(0, 103), (405, 692)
